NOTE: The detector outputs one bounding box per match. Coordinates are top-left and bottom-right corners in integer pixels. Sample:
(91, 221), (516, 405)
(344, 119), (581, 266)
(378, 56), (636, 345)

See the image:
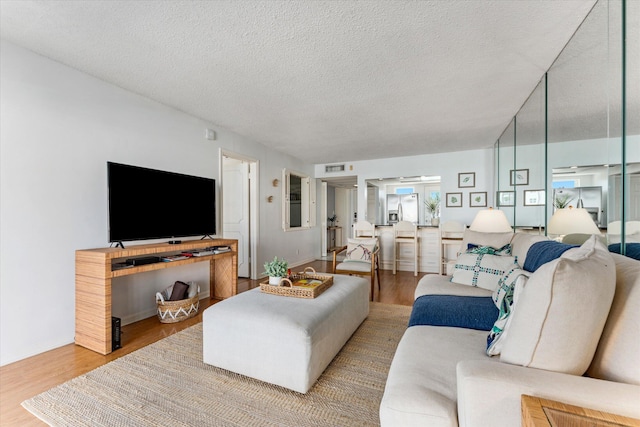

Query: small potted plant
(328, 214), (337, 227)
(553, 194), (574, 209)
(264, 256), (288, 285)
(424, 195), (441, 226)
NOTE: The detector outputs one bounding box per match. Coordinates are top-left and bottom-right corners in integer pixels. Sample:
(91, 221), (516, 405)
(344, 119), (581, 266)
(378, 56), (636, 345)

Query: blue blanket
(609, 243), (640, 260)
(523, 241), (577, 272)
(409, 295), (498, 331)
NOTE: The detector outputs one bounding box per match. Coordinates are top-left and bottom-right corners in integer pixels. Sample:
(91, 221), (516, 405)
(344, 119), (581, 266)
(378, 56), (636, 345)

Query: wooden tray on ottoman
(260, 267), (333, 299)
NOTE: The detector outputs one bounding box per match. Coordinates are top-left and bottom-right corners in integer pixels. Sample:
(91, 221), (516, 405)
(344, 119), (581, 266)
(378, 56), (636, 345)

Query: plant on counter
(328, 214), (337, 226)
(263, 256), (288, 279)
(553, 194), (574, 209)
(424, 195), (441, 218)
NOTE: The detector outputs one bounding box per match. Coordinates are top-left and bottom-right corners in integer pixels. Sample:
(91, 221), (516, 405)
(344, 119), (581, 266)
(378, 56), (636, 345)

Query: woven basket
(260, 267), (333, 299)
(155, 284), (200, 323)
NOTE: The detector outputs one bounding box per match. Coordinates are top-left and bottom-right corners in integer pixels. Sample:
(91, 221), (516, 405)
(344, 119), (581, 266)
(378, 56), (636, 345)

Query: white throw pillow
(344, 238), (377, 263)
(451, 253), (517, 291)
(500, 236), (616, 375)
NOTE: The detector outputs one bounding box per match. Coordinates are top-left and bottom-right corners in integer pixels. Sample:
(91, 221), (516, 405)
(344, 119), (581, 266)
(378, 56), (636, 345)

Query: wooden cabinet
(327, 226), (343, 251)
(75, 238), (238, 355)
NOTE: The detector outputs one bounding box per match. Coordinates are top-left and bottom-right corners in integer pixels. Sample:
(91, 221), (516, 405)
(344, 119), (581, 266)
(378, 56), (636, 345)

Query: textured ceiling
(0, 0), (597, 164)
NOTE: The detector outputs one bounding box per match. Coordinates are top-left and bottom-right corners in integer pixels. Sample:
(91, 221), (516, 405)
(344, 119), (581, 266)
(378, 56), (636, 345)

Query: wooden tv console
(75, 238), (238, 355)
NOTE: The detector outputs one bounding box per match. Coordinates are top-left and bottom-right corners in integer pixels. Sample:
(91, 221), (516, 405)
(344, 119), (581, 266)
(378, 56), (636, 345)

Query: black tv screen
(108, 162), (216, 243)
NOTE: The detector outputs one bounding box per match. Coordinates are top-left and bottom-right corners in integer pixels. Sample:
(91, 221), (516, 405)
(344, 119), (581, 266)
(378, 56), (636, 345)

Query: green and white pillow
(451, 252), (517, 291)
(486, 267), (530, 356)
(466, 243), (512, 256)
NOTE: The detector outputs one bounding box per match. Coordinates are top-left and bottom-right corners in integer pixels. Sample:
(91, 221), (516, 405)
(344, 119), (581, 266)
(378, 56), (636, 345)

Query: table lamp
(469, 208), (513, 232)
(547, 206), (600, 237)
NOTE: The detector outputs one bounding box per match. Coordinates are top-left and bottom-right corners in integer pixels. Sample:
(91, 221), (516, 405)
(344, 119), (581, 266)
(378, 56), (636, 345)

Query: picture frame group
(496, 189), (546, 206)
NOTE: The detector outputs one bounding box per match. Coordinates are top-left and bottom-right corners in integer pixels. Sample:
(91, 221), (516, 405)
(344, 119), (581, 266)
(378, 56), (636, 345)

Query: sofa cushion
(509, 233), (548, 268)
(380, 325), (496, 427)
(415, 274), (493, 300)
(588, 253), (640, 385)
(500, 236), (616, 375)
(451, 253), (517, 291)
(409, 295), (497, 331)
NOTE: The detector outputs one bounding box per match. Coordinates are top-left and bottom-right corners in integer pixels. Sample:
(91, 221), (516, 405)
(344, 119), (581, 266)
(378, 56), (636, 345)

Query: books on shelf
(204, 245), (232, 254)
(162, 255), (189, 262)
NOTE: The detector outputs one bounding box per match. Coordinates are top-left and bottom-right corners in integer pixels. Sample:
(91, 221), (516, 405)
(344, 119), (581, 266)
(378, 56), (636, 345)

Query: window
(395, 187), (414, 195)
(553, 180), (578, 188)
(282, 169), (316, 231)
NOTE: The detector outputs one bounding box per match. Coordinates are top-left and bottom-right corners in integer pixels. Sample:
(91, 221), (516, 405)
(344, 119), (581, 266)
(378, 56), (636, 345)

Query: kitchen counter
(366, 225), (440, 273)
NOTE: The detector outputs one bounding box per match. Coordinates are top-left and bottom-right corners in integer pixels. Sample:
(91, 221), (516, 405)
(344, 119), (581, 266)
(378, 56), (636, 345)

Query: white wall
(0, 41), (318, 366)
(315, 149), (495, 227)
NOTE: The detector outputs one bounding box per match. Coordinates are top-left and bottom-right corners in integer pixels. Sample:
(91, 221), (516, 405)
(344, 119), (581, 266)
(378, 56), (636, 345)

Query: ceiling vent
(325, 164), (345, 173)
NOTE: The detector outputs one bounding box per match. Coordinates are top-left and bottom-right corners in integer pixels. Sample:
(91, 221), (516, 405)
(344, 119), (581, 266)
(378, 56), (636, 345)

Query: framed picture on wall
(470, 192), (487, 207)
(446, 192), (463, 207)
(524, 189), (545, 206)
(510, 169), (529, 186)
(497, 191), (515, 207)
(458, 172), (475, 188)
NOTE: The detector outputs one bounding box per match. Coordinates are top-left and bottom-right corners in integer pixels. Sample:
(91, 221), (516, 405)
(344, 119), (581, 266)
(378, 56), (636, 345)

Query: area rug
(23, 302), (411, 427)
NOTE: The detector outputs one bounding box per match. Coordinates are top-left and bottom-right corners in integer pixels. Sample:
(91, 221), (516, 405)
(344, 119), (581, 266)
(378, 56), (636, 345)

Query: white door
(223, 157), (250, 277)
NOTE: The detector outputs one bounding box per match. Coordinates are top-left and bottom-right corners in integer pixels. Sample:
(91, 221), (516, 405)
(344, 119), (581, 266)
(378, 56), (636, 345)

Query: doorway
(221, 150), (259, 279)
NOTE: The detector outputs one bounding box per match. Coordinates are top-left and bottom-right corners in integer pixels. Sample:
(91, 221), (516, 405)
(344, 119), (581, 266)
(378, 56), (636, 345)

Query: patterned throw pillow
(486, 268), (530, 355)
(451, 253), (518, 291)
(344, 238), (377, 263)
(466, 243), (512, 256)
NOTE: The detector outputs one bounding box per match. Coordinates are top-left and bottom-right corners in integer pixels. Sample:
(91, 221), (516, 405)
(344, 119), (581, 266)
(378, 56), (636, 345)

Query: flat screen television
(108, 162), (216, 244)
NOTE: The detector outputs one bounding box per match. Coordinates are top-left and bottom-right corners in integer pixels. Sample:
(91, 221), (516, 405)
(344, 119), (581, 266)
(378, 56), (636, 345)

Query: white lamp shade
(547, 207), (600, 235)
(469, 209), (513, 233)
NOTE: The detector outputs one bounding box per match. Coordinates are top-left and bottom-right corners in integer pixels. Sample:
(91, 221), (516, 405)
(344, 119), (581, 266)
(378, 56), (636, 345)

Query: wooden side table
(521, 395), (640, 427)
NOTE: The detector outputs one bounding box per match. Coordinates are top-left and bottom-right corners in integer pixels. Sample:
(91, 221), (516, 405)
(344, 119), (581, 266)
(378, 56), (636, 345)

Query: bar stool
(353, 220), (376, 238)
(393, 221), (418, 276)
(439, 221), (465, 275)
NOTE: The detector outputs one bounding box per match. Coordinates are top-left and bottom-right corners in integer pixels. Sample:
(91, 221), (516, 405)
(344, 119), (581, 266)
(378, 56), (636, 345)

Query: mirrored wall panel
(493, 0), (638, 258)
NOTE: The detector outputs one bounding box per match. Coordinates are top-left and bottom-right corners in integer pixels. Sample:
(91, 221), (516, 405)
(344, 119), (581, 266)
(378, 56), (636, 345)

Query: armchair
(332, 237), (381, 301)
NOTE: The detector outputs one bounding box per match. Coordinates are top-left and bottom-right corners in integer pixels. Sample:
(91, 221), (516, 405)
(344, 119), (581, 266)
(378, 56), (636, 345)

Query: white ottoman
(202, 274), (369, 393)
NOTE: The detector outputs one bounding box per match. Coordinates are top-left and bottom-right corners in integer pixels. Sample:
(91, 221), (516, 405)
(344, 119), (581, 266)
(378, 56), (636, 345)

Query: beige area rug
(23, 302), (411, 427)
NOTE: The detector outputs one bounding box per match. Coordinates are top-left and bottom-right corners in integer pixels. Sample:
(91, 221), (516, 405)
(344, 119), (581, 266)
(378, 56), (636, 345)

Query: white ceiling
(0, 0), (596, 164)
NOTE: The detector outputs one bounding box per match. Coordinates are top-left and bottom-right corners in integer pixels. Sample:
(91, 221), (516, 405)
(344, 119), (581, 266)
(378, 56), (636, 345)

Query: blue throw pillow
(408, 295), (498, 331)
(523, 241), (577, 272)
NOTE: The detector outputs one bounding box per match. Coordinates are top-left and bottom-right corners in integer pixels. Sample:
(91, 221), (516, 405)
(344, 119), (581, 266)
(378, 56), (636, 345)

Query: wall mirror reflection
(365, 176), (441, 225)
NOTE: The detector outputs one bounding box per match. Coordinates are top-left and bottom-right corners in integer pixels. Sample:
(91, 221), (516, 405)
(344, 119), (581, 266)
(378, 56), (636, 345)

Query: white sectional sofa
(380, 231), (640, 427)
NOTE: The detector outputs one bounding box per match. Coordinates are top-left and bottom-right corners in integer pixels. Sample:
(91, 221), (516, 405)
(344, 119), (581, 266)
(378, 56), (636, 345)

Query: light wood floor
(0, 260), (427, 426)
